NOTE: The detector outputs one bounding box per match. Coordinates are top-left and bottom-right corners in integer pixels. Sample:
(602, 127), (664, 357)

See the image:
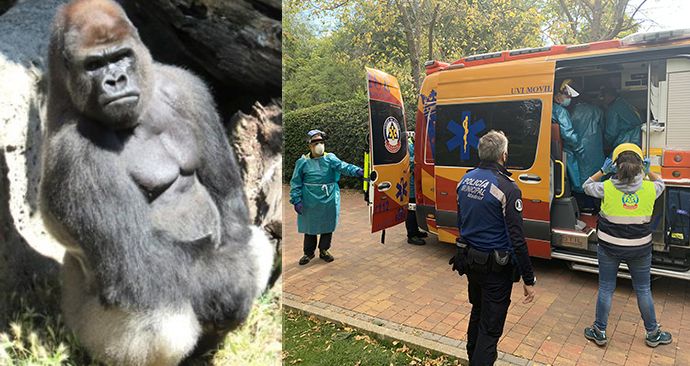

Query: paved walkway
(283, 186), (690, 366)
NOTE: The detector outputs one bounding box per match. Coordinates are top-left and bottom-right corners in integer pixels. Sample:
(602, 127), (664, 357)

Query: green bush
(284, 98), (369, 189)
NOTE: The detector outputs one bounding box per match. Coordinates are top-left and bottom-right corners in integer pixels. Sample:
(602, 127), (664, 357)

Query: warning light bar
(621, 29), (690, 46)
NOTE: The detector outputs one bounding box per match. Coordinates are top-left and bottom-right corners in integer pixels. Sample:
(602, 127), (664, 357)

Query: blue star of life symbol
(446, 111), (486, 160)
(395, 177), (408, 201)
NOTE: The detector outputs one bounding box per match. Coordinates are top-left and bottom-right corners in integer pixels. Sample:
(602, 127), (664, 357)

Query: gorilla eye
(114, 49), (134, 63)
(85, 59), (105, 71)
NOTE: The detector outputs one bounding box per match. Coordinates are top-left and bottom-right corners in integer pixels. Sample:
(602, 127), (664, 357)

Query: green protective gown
(570, 103), (605, 192)
(289, 152), (361, 235)
(605, 97), (643, 149)
(552, 103), (583, 192)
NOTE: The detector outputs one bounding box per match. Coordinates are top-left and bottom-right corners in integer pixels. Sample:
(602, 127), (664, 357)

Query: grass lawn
(0, 277), (282, 365)
(283, 310), (463, 366)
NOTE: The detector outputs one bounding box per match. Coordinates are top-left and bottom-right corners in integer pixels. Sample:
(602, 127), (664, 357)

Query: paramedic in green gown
(601, 87), (643, 149)
(290, 130), (363, 265)
(552, 79), (584, 191)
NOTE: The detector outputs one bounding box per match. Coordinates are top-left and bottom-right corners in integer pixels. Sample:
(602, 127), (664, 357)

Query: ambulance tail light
(621, 29), (690, 46)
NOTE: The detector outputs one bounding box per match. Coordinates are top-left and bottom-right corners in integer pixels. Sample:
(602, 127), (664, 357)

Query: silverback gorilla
(39, 0), (274, 364)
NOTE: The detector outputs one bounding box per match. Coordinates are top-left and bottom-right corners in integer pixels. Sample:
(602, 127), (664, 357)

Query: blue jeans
(594, 244), (658, 332)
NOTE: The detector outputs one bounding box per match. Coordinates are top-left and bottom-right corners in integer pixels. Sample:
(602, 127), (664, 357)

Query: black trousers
(405, 197), (421, 237)
(303, 233), (332, 256)
(466, 265), (514, 366)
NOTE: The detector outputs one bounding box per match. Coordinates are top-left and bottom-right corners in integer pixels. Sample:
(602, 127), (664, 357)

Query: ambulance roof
(425, 29), (690, 75)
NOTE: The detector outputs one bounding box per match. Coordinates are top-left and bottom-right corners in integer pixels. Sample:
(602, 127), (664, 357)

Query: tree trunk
(427, 3), (439, 61)
(396, 0), (422, 92)
(228, 101), (283, 287)
(591, 0), (603, 41)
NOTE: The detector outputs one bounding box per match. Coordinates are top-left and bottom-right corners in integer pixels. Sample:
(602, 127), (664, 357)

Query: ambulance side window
(435, 100), (542, 170)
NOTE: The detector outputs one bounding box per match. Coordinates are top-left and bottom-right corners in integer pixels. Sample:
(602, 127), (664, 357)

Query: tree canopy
(284, 0), (651, 113)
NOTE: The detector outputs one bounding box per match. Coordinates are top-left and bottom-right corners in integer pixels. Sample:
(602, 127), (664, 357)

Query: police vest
(597, 180), (656, 246)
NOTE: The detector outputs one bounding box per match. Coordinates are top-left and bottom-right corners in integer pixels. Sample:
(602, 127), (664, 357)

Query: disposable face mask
(561, 97), (571, 107)
(313, 143), (325, 156)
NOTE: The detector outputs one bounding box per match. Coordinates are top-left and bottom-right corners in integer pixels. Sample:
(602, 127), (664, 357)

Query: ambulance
(365, 29), (690, 280)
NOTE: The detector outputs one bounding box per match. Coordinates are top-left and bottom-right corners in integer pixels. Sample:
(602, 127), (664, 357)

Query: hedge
(284, 98), (369, 189)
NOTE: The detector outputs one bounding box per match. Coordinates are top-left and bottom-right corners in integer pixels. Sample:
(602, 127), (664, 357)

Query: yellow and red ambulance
(366, 29), (690, 280)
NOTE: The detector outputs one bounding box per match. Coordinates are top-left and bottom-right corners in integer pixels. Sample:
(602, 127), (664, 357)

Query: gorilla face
(81, 46), (140, 121)
(60, 5), (152, 130)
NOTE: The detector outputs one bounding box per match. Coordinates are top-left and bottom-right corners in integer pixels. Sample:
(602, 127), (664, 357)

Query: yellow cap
(612, 143), (643, 162)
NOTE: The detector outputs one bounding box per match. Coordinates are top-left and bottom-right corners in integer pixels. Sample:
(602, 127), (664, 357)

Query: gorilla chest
(122, 130), (221, 245)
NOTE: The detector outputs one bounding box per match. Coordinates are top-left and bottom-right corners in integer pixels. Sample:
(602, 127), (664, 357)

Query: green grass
(213, 281), (282, 366)
(0, 276), (282, 365)
(283, 310), (463, 366)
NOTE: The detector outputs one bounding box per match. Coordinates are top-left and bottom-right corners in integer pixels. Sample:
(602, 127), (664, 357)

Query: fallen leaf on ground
(396, 345), (410, 353)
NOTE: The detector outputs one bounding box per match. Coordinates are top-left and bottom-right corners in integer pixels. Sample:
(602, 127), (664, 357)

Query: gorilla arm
(41, 124), (192, 310)
(167, 66), (268, 329)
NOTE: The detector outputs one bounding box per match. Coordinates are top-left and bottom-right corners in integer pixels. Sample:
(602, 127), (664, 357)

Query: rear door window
(435, 100), (542, 170)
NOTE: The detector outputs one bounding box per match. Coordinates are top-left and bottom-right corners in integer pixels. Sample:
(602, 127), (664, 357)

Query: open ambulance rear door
(365, 67), (410, 233)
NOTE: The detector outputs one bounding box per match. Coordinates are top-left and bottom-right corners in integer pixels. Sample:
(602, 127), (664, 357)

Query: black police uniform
(453, 161), (536, 365)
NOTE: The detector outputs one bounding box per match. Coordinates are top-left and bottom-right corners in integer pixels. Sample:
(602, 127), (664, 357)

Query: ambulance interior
(551, 57), (690, 271)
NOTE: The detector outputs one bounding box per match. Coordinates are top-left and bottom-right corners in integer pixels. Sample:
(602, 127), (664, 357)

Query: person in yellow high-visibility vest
(582, 143), (672, 348)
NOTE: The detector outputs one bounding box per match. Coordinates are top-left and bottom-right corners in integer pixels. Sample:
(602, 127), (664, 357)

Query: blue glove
(294, 203), (303, 215)
(643, 158), (651, 175)
(356, 168), (364, 177)
(601, 158), (616, 175)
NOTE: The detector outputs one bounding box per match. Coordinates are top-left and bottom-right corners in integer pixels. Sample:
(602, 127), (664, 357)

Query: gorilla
(39, 0), (274, 364)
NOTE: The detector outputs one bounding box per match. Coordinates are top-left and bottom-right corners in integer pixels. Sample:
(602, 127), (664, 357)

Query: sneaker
(298, 254), (314, 265)
(416, 232), (429, 238)
(645, 327), (672, 347)
(584, 324), (607, 346)
(319, 249), (334, 262)
(407, 236), (426, 245)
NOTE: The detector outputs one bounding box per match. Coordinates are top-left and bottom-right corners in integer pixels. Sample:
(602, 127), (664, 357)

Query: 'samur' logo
(383, 116), (402, 154)
(621, 193), (639, 210)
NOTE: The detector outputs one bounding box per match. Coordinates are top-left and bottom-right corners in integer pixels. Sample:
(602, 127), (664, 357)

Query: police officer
(450, 130), (536, 366)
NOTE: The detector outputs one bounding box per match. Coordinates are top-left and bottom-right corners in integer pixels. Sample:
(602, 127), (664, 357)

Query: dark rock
(119, 0), (281, 116)
(0, 0), (16, 16)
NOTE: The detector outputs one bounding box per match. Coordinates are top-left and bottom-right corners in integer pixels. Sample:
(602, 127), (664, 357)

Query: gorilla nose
(103, 74), (128, 93)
